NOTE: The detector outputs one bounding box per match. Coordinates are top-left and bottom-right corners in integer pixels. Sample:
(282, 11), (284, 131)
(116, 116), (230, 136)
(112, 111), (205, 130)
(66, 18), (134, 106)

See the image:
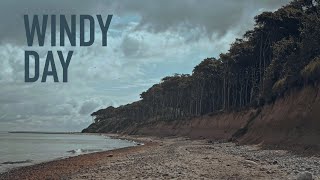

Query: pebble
(218, 142), (320, 178)
(272, 161), (278, 165)
(296, 172), (312, 180)
(260, 167), (267, 171)
(245, 160), (258, 165)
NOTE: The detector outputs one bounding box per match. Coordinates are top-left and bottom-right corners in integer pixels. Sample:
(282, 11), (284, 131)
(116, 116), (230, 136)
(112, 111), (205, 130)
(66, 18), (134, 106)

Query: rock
(305, 167), (312, 171)
(207, 140), (214, 144)
(266, 171), (273, 174)
(273, 161), (278, 165)
(107, 154), (113, 157)
(244, 160), (258, 166)
(259, 167), (267, 171)
(296, 172), (312, 180)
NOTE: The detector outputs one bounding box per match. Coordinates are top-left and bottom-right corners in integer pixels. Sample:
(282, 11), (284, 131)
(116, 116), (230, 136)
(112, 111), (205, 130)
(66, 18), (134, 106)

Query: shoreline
(0, 135), (319, 179)
(0, 135), (155, 180)
(0, 134), (149, 179)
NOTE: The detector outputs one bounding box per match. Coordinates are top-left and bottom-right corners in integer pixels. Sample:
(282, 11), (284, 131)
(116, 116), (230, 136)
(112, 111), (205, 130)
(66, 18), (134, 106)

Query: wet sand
(0, 135), (318, 180)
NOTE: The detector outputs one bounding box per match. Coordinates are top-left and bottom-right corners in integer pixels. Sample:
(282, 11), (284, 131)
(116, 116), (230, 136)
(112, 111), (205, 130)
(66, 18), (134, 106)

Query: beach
(0, 135), (319, 180)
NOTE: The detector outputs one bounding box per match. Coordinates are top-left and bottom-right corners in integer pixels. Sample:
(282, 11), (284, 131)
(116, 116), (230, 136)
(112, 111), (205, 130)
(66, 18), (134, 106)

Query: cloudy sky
(0, 0), (291, 132)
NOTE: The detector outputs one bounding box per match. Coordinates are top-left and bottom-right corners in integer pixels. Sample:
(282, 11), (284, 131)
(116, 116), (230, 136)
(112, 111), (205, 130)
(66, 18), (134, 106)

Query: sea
(0, 131), (136, 173)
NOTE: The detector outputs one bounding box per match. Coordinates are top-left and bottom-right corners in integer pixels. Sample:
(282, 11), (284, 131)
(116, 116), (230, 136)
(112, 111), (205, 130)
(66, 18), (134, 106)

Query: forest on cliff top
(83, 0), (320, 133)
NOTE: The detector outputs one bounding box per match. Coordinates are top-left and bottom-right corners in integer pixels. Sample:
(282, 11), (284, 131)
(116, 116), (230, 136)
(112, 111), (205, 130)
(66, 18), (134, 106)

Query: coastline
(0, 134), (154, 180)
(0, 135), (319, 180)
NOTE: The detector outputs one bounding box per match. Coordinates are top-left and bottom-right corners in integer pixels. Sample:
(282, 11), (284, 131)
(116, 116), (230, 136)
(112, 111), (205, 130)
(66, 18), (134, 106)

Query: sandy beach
(0, 135), (319, 180)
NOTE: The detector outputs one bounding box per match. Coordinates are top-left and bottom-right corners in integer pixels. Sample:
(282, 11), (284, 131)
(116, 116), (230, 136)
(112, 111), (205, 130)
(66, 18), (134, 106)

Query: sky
(0, 0), (291, 132)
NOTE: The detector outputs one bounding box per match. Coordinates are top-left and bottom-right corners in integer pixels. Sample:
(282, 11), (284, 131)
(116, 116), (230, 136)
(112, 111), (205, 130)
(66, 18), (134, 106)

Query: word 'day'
(25, 51), (73, 82)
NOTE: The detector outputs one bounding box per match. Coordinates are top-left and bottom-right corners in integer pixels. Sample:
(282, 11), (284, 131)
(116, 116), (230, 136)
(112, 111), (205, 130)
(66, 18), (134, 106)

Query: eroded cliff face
(83, 85), (320, 147)
(134, 85), (320, 146)
(131, 110), (254, 140)
(238, 84), (320, 146)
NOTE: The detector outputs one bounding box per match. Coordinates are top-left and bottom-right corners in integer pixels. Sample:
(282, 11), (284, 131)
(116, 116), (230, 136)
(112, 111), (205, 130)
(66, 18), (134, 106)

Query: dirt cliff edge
(130, 85), (320, 147)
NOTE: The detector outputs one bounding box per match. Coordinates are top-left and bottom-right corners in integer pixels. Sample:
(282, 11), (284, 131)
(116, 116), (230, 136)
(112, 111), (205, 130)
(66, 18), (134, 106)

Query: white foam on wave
(67, 148), (104, 154)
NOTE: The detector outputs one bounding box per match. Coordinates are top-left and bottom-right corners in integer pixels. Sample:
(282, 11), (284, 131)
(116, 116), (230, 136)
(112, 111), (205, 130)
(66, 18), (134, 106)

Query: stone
(273, 160), (278, 165)
(244, 160), (258, 166)
(305, 167), (312, 171)
(296, 172), (312, 180)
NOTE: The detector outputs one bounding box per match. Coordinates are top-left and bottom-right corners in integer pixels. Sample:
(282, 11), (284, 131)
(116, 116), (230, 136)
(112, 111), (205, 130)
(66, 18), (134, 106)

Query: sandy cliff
(127, 85), (320, 147)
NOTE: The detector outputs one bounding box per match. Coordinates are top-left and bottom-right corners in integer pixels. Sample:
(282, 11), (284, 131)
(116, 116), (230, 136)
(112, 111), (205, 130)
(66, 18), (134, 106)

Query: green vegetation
(83, 0), (320, 133)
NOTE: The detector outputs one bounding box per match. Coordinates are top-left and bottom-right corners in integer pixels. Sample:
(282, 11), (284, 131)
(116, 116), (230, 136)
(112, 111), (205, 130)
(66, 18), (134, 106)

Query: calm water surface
(0, 132), (136, 173)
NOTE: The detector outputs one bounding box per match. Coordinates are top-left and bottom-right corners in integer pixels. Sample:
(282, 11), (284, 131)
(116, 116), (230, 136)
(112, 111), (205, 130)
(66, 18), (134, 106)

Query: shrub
(301, 57), (320, 83)
(272, 77), (288, 96)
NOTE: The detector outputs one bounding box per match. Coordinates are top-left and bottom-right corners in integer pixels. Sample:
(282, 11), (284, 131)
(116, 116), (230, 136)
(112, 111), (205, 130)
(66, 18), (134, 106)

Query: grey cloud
(107, 0), (291, 36)
(48, 104), (74, 116)
(79, 100), (100, 115)
(0, 114), (29, 123)
(1, 0), (291, 44)
(120, 35), (142, 57)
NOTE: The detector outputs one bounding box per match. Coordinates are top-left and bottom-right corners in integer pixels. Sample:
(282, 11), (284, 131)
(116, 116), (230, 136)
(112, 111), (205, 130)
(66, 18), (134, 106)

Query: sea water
(0, 132), (136, 173)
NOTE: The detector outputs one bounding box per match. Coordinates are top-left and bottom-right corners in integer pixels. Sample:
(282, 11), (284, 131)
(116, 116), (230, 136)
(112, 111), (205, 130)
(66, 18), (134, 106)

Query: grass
(272, 77), (288, 95)
(301, 57), (320, 82)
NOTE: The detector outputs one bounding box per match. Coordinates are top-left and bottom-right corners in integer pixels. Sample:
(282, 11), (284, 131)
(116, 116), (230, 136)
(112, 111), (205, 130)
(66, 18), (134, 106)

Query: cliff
(135, 84), (319, 146)
(83, 84), (320, 147)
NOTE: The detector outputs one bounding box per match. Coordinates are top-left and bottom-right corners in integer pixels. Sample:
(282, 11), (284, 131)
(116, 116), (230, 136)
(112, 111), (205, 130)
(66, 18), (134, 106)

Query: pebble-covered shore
(0, 135), (318, 180)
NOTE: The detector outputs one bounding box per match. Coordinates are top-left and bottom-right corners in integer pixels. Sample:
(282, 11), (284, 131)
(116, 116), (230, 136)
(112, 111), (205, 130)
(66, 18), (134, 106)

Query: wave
(2, 160), (32, 165)
(66, 148), (103, 154)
